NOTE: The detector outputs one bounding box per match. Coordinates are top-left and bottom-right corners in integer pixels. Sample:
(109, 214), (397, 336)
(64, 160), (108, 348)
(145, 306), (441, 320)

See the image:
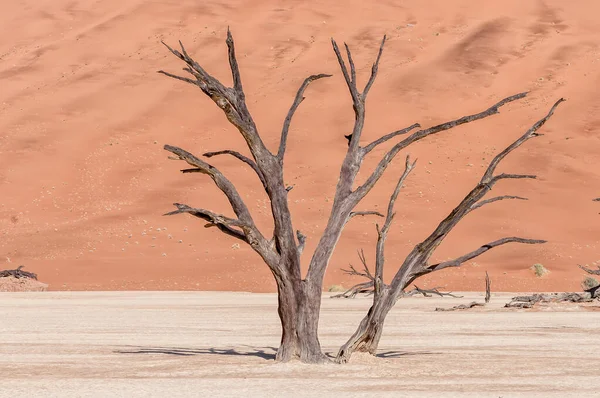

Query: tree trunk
(335, 289), (395, 363)
(275, 278), (329, 363)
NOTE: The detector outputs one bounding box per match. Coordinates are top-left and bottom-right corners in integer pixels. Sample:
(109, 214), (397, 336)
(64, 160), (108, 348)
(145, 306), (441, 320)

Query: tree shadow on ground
(322, 350), (437, 359)
(116, 346), (436, 361)
(376, 350), (438, 358)
(115, 346), (277, 360)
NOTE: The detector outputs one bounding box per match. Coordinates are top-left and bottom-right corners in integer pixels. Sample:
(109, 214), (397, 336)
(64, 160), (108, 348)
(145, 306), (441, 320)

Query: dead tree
(434, 271), (491, 311)
(336, 99), (563, 363)
(159, 28), (550, 363)
(0, 266), (37, 280)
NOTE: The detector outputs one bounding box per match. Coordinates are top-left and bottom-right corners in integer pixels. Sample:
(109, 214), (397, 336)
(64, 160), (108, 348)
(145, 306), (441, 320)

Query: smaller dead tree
(504, 264), (600, 309)
(0, 266), (37, 280)
(330, 252), (462, 299)
(435, 271), (491, 311)
(335, 98), (564, 363)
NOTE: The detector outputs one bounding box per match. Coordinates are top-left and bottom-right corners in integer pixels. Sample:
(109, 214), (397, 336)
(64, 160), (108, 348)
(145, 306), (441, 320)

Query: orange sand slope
(1, 0), (599, 292)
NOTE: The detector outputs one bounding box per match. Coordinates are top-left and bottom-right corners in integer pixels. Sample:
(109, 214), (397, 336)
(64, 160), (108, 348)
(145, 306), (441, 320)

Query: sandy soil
(0, 291), (598, 397)
(1, 0), (600, 292)
(0, 276), (48, 292)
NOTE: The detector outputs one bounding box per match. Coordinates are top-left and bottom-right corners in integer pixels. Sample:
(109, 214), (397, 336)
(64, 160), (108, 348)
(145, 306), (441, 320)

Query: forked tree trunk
(159, 29), (559, 364)
(335, 98), (563, 363)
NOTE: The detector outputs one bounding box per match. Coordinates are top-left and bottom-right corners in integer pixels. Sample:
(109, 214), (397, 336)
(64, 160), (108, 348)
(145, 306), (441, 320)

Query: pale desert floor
(1, 292), (599, 397)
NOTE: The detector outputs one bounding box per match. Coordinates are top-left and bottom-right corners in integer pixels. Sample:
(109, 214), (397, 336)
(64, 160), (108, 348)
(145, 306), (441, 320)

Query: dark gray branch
(348, 211), (385, 219)
(0, 266), (38, 280)
(374, 155), (416, 295)
(363, 123), (421, 155)
(344, 43), (356, 86)
(157, 70), (197, 85)
(164, 203), (247, 241)
(163, 144), (280, 268)
(427, 237), (546, 272)
(278, 74), (332, 161)
(363, 35), (386, 99)
(469, 195), (528, 212)
(491, 174), (537, 183)
(331, 39), (358, 101)
(405, 285), (463, 298)
(411, 98), (564, 263)
(160, 34), (272, 166)
(485, 271), (491, 303)
(226, 27), (244, 96)
(481, 98), (565, 181)
(203, 149), (267, 189)
(354, 92), (529, 200)
(341, 250), (375, 281)
(579, 264), (600, 276)
(435, 302), (484, 311)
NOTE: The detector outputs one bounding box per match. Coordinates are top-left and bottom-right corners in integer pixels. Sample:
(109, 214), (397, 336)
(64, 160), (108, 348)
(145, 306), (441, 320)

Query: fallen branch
(0, 266), (38, 280)
(435, 301), (484, 311)
(404, 285), (463, 298)
(433, 272), (491, 311)
(504, 292), (595, 308)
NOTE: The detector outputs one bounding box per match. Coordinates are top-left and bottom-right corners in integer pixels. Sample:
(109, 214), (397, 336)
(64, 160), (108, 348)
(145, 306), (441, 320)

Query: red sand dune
(1, 0), (599, 292)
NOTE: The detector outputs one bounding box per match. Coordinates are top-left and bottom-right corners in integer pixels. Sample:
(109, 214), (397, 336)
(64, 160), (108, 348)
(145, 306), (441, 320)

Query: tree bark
(336, 288), (395, 363)
(275, 276), (328, 363)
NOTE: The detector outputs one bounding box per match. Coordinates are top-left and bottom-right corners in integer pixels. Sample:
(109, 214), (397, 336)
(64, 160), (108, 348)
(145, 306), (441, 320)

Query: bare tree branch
(363, 35), (386, 99)
(485, 271), (491, 303)
(374, 155), (417, 295)
(203, 149), (267, 189)
(348, 211), (385, 219)
(481, 98), (565, 181)
(354, 92), (529, 200)
(226, 27), (244, 96)
(491, 173), (537, 182)
(427, 237), (546, 272)
(405, 98), (564, 273)
(579, 264), (600, 276)
(435, 302), (485, 311)
(160, 34), (274, 170)
(344, 43), (356, 86)
(469, 195), (528, 213)
(341, 250), (375, 281)
(163, 144), (281, 269)
(157, 70), (197, 85)
(165, 203), (248, 241)
(363, 123), (421, 155)
(331, 39), (358, 101)
(278, 74), (332, 161)
(164, 145), (253, 220)
(405, 285), (463, 298)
